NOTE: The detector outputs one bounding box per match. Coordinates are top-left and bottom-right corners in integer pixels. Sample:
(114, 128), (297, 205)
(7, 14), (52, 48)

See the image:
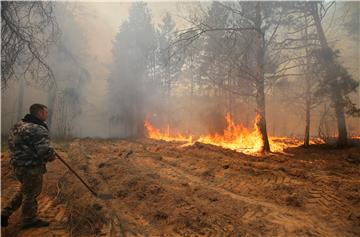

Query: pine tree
(108, 2), (156, 137)
(309, 2), (358, 147)
(157, 12), (182, 96)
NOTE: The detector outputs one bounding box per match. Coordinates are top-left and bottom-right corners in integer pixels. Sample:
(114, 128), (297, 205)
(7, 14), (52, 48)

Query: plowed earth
(2, 138), (360, 236)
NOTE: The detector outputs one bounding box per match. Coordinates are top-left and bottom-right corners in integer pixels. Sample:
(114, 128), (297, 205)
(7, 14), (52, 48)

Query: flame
(144, 113), (319, 154)
(144, 120), (193, 143)
(197, 113), (263, 153)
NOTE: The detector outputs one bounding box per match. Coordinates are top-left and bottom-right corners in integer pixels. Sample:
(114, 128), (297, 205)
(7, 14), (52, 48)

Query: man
(1, 104), (56, 229)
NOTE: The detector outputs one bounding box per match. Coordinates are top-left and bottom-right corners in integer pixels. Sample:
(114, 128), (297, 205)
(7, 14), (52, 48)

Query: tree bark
(303, 13), (311, 147)
(304, 97), (311, 146)
(228, 69), (234, 116)
(332, 89), (348, 147)
(16, 79), (25, 121)
(47, 86), (56, 131)
(310, 2), (348, 147)
(255, 2), (271, 152)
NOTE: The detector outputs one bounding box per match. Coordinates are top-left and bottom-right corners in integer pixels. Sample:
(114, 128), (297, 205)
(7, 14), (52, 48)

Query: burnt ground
(1, 138), (360, 237)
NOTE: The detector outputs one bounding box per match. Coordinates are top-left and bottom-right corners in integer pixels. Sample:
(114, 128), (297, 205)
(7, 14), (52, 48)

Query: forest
(1, 1), (360, 236)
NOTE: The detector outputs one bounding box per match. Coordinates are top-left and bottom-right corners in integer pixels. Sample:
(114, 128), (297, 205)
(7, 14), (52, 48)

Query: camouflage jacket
(8, 119), (55, 167)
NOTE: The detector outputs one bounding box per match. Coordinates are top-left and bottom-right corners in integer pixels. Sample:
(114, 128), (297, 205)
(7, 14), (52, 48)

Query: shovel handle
(55, 152), (98, 197)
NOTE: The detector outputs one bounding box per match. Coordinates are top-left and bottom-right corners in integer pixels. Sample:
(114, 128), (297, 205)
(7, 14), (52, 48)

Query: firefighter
(1, 103), (56, 229)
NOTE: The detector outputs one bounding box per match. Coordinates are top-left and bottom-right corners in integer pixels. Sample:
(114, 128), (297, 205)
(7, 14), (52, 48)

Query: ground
(1, 138), (360, 237)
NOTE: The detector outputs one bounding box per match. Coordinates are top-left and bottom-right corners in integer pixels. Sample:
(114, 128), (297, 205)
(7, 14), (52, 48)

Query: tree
(108, 2), (156, 137)
(54, 88), (81, 137)
(343, 2), (359, 42)
(342, 2), (360, 118)
(201, 2), (239, 116)
(263, 1), (358, 146)
(48, 3), (90, 135)
(309, 2), (359, 147)
(175, 1), (295, 152)
(157, 12), (183, 96)
(1, 2), (59, 89)
(280, 5), (322, 147)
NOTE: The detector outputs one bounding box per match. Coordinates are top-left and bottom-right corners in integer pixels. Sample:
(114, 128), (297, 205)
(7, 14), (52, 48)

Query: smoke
(1, 2), (359, 139)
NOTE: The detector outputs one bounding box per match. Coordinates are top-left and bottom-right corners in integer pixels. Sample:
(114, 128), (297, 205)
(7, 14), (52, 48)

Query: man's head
(29, 104), (48, 121)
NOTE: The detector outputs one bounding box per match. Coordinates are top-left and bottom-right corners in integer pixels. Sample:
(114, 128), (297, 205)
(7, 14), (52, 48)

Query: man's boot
(1, 215), (9, 227)
(22, 218), (49, 229)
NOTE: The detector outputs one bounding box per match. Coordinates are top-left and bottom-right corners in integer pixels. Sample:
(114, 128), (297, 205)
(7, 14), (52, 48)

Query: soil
(1, 138), (360, 236)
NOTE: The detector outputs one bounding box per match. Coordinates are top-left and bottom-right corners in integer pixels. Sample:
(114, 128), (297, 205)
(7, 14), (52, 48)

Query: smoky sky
(1, 1), (359, 138)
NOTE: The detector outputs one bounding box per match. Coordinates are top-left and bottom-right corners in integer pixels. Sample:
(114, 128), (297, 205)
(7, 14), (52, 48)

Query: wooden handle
(55, 152), (98, 197)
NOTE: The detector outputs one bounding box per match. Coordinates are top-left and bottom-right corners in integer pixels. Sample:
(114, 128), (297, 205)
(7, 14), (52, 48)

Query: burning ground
(1, 137), (360, 237)
(144, 113), (325, 154)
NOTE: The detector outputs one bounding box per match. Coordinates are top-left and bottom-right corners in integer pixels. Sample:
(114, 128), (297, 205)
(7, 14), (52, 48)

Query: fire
(144, 120), (193, 143)
(144, 113), (310, 154)
(197, 113), (263, 153)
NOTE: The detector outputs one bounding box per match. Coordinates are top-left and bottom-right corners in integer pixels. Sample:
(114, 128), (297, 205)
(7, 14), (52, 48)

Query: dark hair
(29, 104), (47, 116)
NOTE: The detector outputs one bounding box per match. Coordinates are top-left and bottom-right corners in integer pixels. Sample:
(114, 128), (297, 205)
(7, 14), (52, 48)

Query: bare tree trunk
(310, 2), (348, 147)
(190, 58), (194, 99)
(136, 117), (145, 137)
(332, 90), (348, 146)
(255, 2), (270, 152)
(166, 65), (171, 96)
(304, 13), (311, 147)
(304, 97), (311, 146)
(55, 93), (65, 137)
(227, 69), (234, 116)
(166, 49), (172, 97)
(47, 86), (56, 131)
(134, 94), (145, 138)
(16, 79), (25, 121)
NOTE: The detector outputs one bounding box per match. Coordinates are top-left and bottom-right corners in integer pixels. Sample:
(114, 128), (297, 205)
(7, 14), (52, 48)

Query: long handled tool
(55, 152), (113, 200)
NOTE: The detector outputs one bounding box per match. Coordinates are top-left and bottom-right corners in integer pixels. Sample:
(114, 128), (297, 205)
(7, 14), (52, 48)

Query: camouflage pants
(1, 165), (45, 224)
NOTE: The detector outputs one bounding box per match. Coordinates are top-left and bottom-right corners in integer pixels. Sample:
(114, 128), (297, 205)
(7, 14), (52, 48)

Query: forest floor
(1, 138), (360, 237)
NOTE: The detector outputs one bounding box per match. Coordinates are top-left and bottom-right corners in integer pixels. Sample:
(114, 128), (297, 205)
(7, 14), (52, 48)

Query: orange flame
(198, 113), (263, 153)
(144, 120), (193, 143)
(145, 113), (312, 154)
